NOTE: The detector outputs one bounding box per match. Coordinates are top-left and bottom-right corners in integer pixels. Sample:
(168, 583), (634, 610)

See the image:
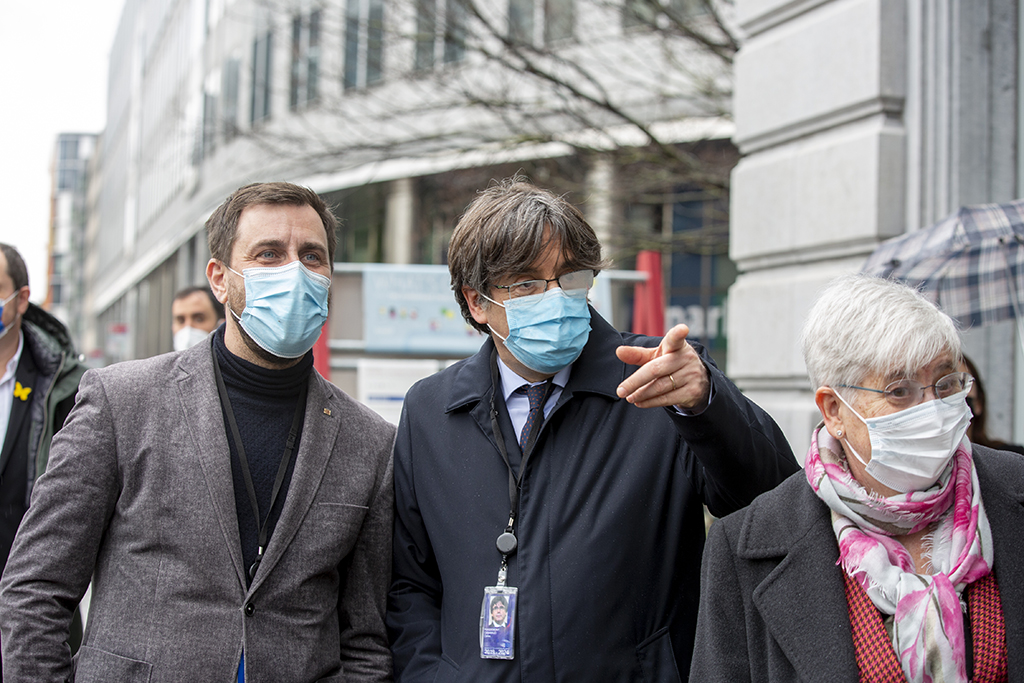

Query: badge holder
(480, 546), (518, 660)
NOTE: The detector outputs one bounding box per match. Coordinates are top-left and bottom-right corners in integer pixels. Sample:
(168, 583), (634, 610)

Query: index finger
(660, 324), (691, 354)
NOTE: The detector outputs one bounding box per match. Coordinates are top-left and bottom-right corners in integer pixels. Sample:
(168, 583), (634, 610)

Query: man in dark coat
(0, 244), (86, 679)
(387, 179), (799, 682)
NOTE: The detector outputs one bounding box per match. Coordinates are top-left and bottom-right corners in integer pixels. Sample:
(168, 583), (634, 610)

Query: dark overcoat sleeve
(669, 345), (799, 517)
(387, 397), (444, 682)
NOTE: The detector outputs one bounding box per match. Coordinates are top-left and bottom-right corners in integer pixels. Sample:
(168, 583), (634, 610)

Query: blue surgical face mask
(226, 260), (330, 359)
(485, 287), (591, 375)
(0, 289), (22, 342)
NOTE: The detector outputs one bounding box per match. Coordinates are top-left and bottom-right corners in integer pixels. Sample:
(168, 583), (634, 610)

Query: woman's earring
(836, 429), (843, 438)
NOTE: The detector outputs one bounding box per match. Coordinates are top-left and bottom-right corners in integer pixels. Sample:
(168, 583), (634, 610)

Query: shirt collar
(495, 353), (571, 403)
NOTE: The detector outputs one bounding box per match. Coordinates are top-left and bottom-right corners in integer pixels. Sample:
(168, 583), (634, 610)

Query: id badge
(479, 585), (517, 659)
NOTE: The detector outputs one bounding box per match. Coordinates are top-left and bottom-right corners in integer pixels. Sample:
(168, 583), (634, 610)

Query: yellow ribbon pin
(14, 382), (31, 401)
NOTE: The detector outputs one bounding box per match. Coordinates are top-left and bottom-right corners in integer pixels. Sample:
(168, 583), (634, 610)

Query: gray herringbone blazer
(0, 340), (395, 683)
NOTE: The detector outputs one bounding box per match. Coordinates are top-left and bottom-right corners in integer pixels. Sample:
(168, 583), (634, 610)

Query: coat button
(244, 603), (255, 616)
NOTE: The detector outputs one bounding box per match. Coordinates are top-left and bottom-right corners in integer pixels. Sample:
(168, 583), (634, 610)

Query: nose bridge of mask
(503, 288), (576, 329)
(228, 261), (330, 305)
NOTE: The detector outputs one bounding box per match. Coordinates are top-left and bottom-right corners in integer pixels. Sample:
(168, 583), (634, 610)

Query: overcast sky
(0, 0), (125, 302)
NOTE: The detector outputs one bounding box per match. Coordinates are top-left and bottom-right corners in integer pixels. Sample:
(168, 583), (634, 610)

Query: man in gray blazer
(0, 182), (395, 682)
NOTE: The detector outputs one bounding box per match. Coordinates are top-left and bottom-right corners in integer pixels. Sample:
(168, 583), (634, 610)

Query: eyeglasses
(491, 269), (594, 300)
(837, 372), (974, 409)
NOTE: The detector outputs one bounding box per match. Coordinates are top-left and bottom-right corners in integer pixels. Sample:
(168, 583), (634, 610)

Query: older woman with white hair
(689, 274), (1024, 682)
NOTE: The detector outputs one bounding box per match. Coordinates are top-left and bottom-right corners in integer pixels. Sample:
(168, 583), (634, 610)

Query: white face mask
(836, 389), (972, 493)
(173, 326), (210, 352)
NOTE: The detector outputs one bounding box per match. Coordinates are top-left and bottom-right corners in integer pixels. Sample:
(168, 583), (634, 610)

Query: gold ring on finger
(669, 373), (677, 391)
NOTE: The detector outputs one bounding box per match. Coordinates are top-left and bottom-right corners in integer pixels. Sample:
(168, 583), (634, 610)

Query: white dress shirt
(0, 331), (26, 440)
(495, 356), (571, 441)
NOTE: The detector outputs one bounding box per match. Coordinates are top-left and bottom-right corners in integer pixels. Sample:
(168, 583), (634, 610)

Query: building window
(222, 58), (240, 140)
(624, 0), (703, 29)
(510, 0), (573, 45)
(414, 0), (466, 71)
(344, 0), (384, 90)
(443, 0), (467, 64)
(58, 167), (78, 191)
(291, 9), (321, 108)
(251, 31), (273, 123)
(59, 138), (79, 161)
(194, 91), (217, 164)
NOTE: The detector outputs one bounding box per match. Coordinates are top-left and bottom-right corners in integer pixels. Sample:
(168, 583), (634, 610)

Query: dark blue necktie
(519, 381), (550, 451)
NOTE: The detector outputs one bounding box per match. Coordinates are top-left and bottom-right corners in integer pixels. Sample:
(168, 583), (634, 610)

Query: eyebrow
(248, 239), (327, 256)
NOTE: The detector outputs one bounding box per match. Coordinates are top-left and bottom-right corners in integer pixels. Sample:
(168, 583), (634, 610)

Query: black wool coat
(690, 444), (1024, 682)
(388, 310), (798, 682)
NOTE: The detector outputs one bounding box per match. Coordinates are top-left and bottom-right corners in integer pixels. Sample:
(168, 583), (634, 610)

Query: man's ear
(815, 386), (845, 439)
(207, 259), (228, 304)
(463, 287), (489, 327)
(14, 286), (30, 316)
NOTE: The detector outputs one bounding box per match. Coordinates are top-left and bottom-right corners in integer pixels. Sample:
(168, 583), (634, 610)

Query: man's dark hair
(0, 244), (29, 290)
(174, 286), (225, 320)
(448, 177), (610, 334)
(491, 595), (508, 610)
(206, 182), (338, 267)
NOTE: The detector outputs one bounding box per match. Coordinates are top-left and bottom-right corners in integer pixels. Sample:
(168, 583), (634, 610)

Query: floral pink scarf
(805, 427), (993, 683)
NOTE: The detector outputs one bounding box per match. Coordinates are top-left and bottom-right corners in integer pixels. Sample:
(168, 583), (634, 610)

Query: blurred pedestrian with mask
(0, 183), (395, 682)
(172, 285), (224, 351)
(0, 243), (86, 679)
(387, 178), (798, 681)
(960, 354), (1024, 455)
(691, 274), (1024, 682)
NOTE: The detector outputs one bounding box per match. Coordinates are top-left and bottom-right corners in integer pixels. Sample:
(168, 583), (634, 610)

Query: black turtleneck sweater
(212, 328), (312, 586)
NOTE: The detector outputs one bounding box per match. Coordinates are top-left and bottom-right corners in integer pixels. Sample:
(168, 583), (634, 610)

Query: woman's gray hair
(801, 274), (963, 391)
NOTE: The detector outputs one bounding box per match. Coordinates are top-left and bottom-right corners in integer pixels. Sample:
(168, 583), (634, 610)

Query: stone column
(729, 0), (1020, 453)
(384, 177), (415, 265)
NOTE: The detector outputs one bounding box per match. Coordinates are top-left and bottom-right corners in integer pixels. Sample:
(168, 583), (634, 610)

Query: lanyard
(488, 350), (554, 580)
(212, 346), (307, 580)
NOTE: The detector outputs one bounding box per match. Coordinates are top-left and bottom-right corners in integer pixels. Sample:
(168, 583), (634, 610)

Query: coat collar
(174, 341), (246, 589)
(443, 307), (632, 415)
(971, 445), (1024, 672)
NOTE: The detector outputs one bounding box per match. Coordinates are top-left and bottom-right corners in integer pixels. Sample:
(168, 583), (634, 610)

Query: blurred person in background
(691, 274), (1024, 682)
(172, 285), (224, 351)
(0, 243), (86, 680)
(960, 354), (1024, 455)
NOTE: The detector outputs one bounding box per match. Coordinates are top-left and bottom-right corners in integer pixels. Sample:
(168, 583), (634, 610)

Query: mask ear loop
(832, 390), (872, 468)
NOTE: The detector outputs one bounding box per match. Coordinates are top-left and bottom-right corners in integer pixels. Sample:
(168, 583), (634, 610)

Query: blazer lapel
(247, 372), (340, 592)
(0, 351), (37, 476)
(974, 447), (1024, 673)
(175, 343), (248, 590)
(745, 483), (859, 682)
